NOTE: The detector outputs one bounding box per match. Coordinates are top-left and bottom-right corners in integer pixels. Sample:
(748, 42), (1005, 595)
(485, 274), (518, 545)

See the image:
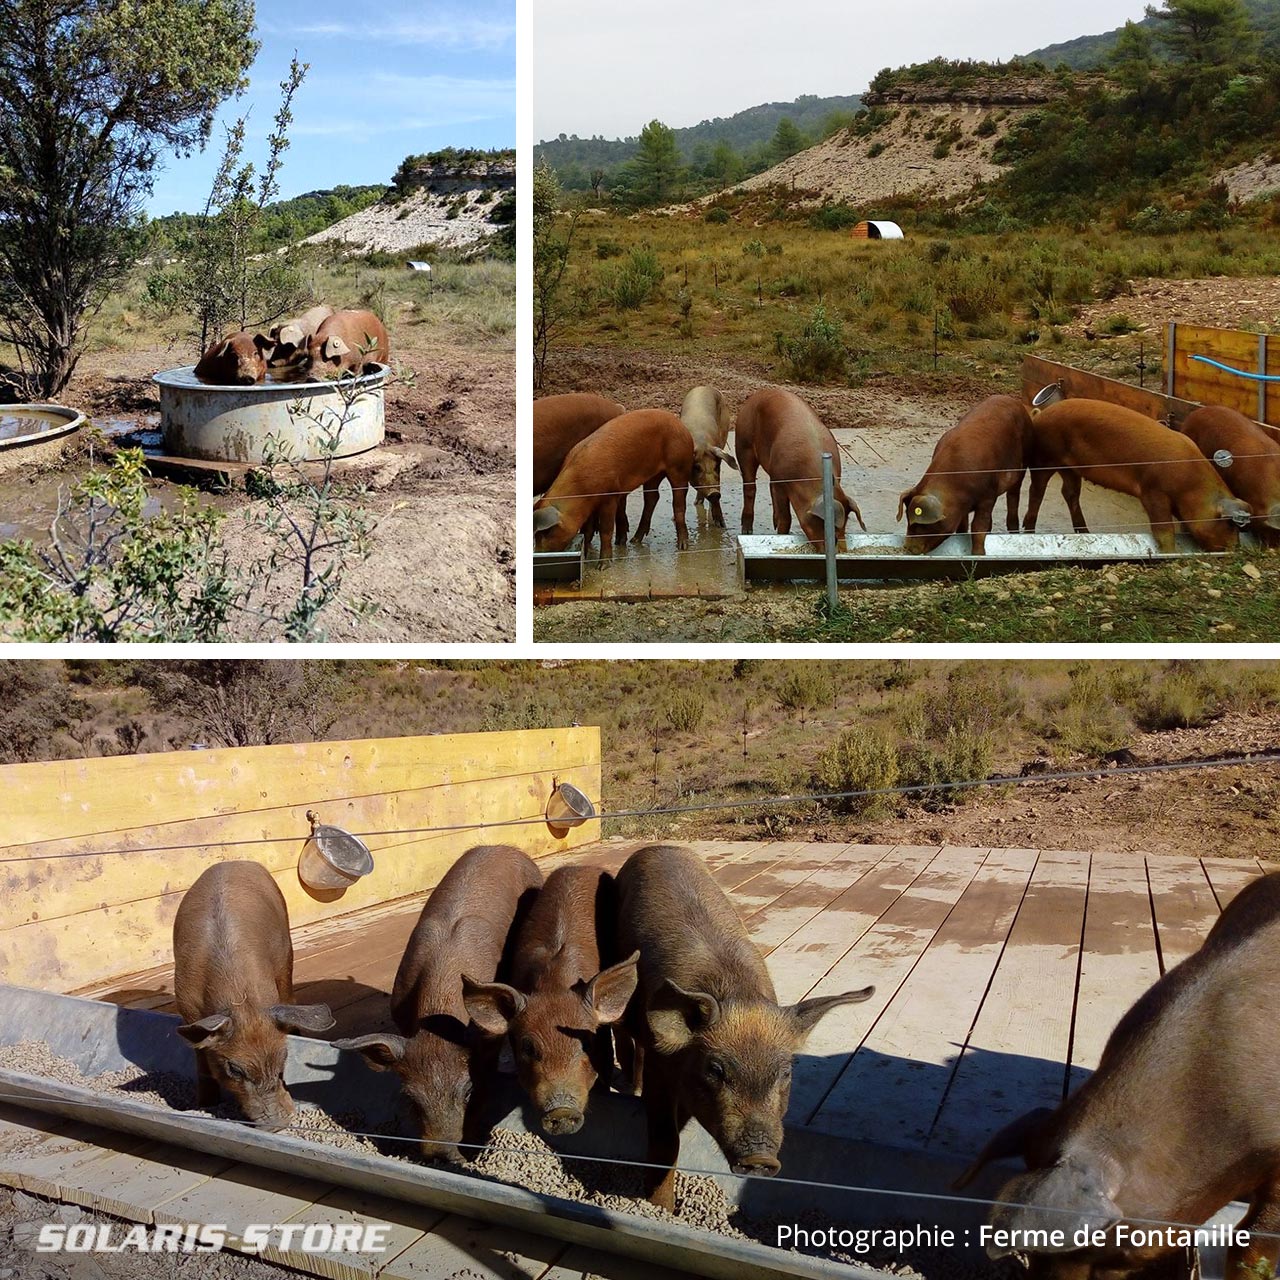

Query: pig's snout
(732, 1151), (782, 1177)
(419, 1138), (464, 1164)
(540, 1099), (585, 1136)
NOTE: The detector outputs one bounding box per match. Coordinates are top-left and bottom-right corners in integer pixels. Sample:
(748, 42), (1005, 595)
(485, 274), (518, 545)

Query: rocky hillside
(731, 101), (1027, 204)
(305, 151), (515, 257)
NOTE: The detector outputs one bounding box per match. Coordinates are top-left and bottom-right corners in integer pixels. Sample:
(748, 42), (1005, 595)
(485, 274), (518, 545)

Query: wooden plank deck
(79, 841), (1270, 1168)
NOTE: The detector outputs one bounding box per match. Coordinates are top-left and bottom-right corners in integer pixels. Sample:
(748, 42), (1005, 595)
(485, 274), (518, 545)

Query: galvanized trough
(533, 535), (585, 583)
(0, 404), (85, 451)
(739, 530), (1238, 584)
(152, 364), (388, 464)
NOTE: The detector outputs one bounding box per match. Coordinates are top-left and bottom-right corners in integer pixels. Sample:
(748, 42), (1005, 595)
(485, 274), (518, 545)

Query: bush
(1102, 314), (1136, 335)
(899, 729), (995, 810)
(609, 247), (663, 310)
(809, 203), (860, 231)
(1129, 667), (1219, 731)
(776, 666), (833, 719)
(775, 303), (847, 383)
(814, 726), (899, 817)
(918, 668), (1023, 739)
(663, 690), (706, 733)
(1040, 666), (1132, 758)
(975, 115), (998, 138)
(868, 141), (887, 158)
(596, 240), (624, 259)
(704, 206), (731, 224)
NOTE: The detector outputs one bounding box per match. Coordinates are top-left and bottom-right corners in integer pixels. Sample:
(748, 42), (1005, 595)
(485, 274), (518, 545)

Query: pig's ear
(278, 324), (303, 348)
(1266, 503), (1280, 530)
(581, 950), (640, 1026)
(1219, 497), (1252, 527)
(896, 489), (913, 523)
(218, 340), (235, 358)
(787, 986), (875, 1039)
(176, 1013), (232, 1046)
(534, 506), (560, 534)
(333, 1034), (408, 1070)
(323, 335), (350, 359)
(270, 1003), (336, 1034)
(953, 1106), (1054, 1189)
(462, 976), (525, 1036)
(843, 495), (866, 531)
(983, 1159), (1121, 1259)
(647, 979), (720, 1052)
(710, 446), (739, 471)
(910, 492), (945, 525)
(253, 332), (274, 353)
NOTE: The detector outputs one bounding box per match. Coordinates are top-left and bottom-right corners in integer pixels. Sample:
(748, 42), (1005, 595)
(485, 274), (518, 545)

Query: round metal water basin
(0, 404), (86, 451)
(152, 363), (388, 463)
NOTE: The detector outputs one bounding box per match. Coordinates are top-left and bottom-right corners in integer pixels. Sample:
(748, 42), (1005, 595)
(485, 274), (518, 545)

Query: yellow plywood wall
(0, 728), (601, 992)
(1168, 323), (1280, 428)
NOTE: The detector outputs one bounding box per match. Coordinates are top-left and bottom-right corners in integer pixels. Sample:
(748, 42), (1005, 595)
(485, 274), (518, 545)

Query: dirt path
(1, 324), (514, 643)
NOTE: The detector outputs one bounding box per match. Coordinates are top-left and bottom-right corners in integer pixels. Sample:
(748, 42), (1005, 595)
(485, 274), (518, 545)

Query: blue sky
(147, 0), (515, 215)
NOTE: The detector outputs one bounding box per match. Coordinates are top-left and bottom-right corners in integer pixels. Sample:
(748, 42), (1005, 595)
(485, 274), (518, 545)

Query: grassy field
(547, 204), (1280, 386)
(11, 658), (1280, 857)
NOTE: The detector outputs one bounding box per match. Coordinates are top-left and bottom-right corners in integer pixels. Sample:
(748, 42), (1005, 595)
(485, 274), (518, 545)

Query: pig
(615, 844), (874, 1210)
(735, 387), (865, 545)
(897, 394), (1033, 554)
(193, 330), (273, 386)
(534, 409), (695, 558)
(680, 386), (740, 528)
(1180, 404), (1280, 547)
(333, 845), (542, 1162)
(172, 860), (335, 1130)
(267, 304), (335, 372)
(301, 309), (391, 378)
(1023, 398), (1252, 552)
(533, 393), (626, 495)
(957, 871), (1280, 1280)
(462, 867), (639, 1137)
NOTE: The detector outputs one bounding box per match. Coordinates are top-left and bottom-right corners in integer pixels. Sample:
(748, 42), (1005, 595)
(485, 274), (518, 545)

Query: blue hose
(1190, 354), (1280, 382)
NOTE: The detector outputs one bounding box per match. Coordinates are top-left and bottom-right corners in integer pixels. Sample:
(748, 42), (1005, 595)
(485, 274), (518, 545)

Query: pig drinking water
(173, 860), (335, 1130)
(334, 845), (542, 1162)
(898, 394), (1033, 554)
(193, 330), (274, 386)
(268, 304), (335, 373)
(735, 388), (864, 545)
(1180, 404), (1280, 546)
(615, 844), (874, 1209)
(680, 386), (739, 528)
(301, 309), (391, 378)
(464, 867), (638, 1136)
(959, 871), (1280, 1280)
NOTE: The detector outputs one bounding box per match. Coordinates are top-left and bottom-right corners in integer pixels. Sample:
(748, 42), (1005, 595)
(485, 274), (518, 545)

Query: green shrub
(814, 726), (899, 817)
(776, 666), (834, 718)
(596, 240), (624, 259)
(1102, 314), (1136, 335)
(810, 202), (860, 231)
(975, 115), (998, 138)
(704, 206), (731, 224)
(663, 690), (706, 733)
(609, 247), (663, 310)
(1041, 666), (1132, 758)
(775, 303), (847, 383)
(742, 238), (766, 258)
(899, 729), (995, 810)
(868, 141), (887, 158)
(1129, 667), (1219, 731)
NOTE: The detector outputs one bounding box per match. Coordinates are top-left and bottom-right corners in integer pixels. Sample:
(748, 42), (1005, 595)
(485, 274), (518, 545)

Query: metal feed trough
(739, 530), (1240, 585)
(533, 535), (585, 583)
(152, 364), (389, 464)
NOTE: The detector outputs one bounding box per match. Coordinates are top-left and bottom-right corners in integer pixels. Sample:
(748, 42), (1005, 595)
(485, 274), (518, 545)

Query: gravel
(0, 1043), (993, 1280)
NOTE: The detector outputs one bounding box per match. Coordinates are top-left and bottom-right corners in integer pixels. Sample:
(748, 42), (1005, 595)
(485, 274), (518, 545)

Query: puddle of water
(0, 408), (76, 443)
(568, 425), (1159, 598)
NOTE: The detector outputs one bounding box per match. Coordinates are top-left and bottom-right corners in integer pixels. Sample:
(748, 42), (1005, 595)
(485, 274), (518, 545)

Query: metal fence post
(821, 452), (838, 612)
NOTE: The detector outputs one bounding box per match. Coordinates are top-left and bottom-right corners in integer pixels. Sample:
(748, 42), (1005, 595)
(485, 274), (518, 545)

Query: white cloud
(265, 16), (514, 51)
(291, 73), (514, 137)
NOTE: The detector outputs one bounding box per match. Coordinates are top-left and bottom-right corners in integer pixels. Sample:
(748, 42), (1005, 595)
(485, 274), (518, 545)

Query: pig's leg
(671, 474), (690, 551)
(1060, 470), (1090, 532)
(632, 482), (661, 545)
(740, 450), (758, 534)
(615, 496), (629, 546)
(1139, 490), (1176, 553)
(597, 497), (618, 561)
(770, 481), (792, 534)
(1228, 1179), (1280, 1280)
(970, 498), (996, 556)
(1023, 466), (1052, 532)
(1006, 474), (1024, 531)
(642, 1084), (684, 1211)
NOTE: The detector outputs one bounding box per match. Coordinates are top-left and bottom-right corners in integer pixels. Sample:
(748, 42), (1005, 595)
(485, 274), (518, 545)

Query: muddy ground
(1, 322), (514, 643)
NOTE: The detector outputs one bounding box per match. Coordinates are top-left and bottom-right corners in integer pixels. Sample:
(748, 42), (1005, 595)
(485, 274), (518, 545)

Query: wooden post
(1165, 322), (1177, 397)
(1259, 333), (1269, 424)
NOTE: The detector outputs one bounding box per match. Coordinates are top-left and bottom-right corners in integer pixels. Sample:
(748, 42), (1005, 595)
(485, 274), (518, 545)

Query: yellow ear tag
(913, 507), (923, 516)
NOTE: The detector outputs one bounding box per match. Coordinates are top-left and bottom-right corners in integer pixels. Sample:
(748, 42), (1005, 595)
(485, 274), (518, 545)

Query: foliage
(532, 162), (579, 388)
(607, 247), (664, 310)
(0, 0), (257, 397)
(813, 726), (899, 817)
(0, 662), (83, 762)
(775, 666), (834, 720)
(663, 691), (706, 733)
(899, 729), (996, 809)
(615, 120), (683, 206)
(776, 303), (847, 382)
(146, 56), (310, 355)
(0, 449), (235, 642)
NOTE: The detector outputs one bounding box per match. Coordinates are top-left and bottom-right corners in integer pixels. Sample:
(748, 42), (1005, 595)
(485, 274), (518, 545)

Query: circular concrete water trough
(152, 363), (389, 464)
(0, 404), (86, 451)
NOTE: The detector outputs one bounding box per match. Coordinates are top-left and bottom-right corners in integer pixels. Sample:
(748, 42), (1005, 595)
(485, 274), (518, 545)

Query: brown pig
(958, 871), (1280, 1280)
(898, 394), (1033, 554)
(1024, 398), (1252, 552)
(334, 845), (542, 1162)
(193, 330), (273, 385)
(463, 867), (638, 1137)
(268, 304), (335, 371)
(680, 385), (739, 528)
(534, 409), (695, 558)
(173, 861), (335, 1130)
(1180, 404), (1280, 547)
(735, 388), (865, 545)
(301, 309), (391, 378)
(533, 393), (626, 495)
(616, 844), (874, 1210)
